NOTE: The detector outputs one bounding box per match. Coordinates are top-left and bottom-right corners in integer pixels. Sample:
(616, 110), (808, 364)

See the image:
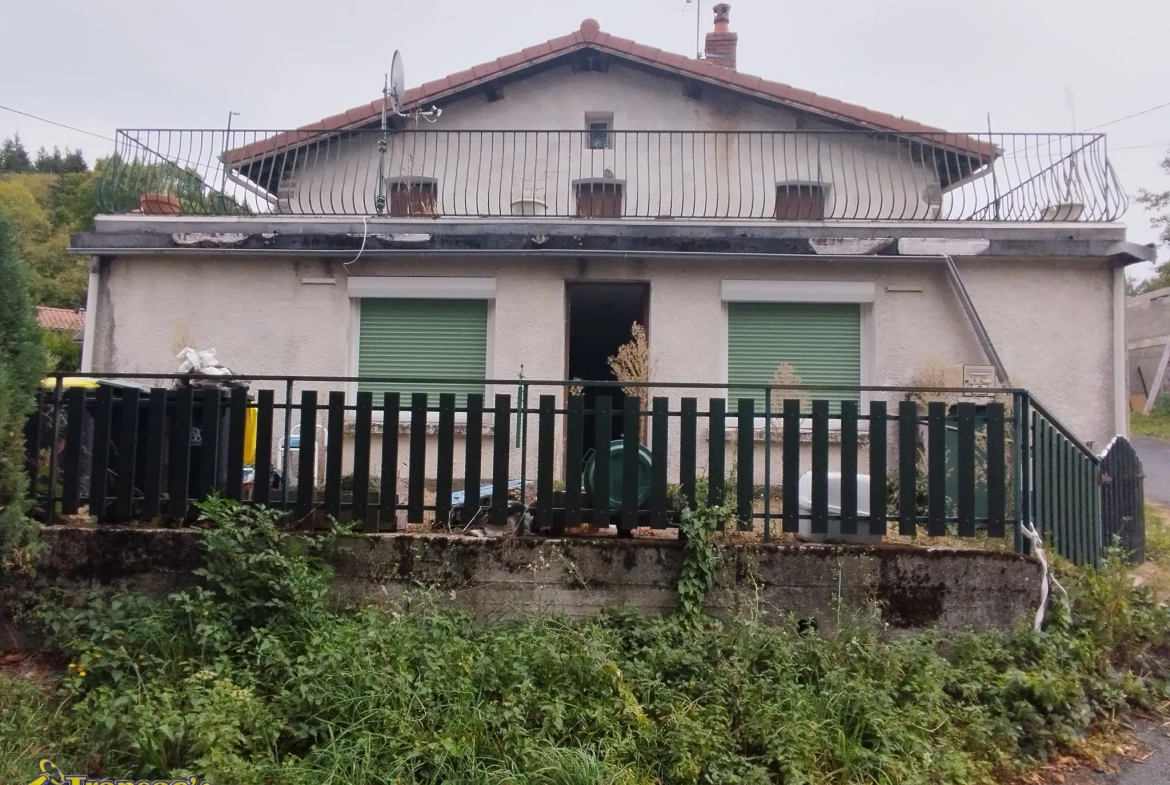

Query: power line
(1110, 142), (1170, 152)
(996, 99), (1170, 160)
(1084, 100), (1170, 132)
(0, 104), (115, 143)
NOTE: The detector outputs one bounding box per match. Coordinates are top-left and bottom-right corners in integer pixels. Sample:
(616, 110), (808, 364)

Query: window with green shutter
(358, 298), (488, 402)
(727, 302), (861, 408)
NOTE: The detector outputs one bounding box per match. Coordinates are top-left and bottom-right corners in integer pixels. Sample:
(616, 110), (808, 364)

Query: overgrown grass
(0, 668), (75, 784)
(1131, 407), (1170, 440)
(1137, 503), (1170, 599)
(1, 498), (1168, 785)
(1148, 503), (1170, 562)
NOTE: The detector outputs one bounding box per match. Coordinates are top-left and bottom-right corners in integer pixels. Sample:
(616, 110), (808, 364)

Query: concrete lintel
(898, 238), (991, 256)
(809, 237), (895, 255)
(171, 232), (249, 247)
(91, 214), (1133, 243)
(70, 228), (1130, 260)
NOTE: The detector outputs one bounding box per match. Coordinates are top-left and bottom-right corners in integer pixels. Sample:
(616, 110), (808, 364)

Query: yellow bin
(41, 378), (258, 465)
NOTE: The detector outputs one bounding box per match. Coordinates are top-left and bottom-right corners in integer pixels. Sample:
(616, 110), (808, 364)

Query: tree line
(1134, 150), (1170, 294)
(0, 134), (87, 175)
(0, 133), (248, 311)
(0, 135), (100, 374)
(0, 135), (96, 311)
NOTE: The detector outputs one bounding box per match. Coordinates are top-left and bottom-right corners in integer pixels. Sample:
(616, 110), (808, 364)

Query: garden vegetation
(1, 496), (1167, 785)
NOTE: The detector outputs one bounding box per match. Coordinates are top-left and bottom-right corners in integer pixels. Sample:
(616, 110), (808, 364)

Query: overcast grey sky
(4, 0), (1167, 275)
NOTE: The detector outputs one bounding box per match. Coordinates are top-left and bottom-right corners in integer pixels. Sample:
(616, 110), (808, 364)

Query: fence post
(1015, 392), (1031, 554)
(45, 376), (64, 525)
(518, 381), (529, 535)
(763, 386), (772, 541)
(281, 378), (293, 509)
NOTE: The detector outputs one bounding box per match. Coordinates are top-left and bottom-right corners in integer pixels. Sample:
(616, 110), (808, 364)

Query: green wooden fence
(26, 375), (1114, 566)
(1028, 399), (1103, 566)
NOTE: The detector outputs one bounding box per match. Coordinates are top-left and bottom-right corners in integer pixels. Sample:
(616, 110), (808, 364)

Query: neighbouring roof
(224, 18), (994, 167)
(37, 306), (85, 333)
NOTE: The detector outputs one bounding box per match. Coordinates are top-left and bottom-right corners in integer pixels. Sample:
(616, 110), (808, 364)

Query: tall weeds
(3, 500), (1168, 785)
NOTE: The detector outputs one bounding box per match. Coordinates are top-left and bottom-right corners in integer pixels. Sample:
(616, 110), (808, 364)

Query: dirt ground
(1020, 714), (1170, 785)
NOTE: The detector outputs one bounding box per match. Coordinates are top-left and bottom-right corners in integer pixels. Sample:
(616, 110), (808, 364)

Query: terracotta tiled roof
(37, 307), (85, 333)
(224, 18), (994, 166)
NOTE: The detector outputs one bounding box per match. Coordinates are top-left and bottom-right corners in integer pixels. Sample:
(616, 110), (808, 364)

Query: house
(1128, 285), (1170, 412)
(36, 306), (86, 338)
(72, 5), (1154, 487)
(36, 305), (86, 368)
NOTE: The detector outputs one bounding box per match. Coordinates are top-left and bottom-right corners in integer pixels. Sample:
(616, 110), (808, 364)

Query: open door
(565, 282), (649, 458)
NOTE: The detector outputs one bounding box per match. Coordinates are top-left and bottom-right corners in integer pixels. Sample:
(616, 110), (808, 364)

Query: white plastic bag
(176, 347), (232, 376)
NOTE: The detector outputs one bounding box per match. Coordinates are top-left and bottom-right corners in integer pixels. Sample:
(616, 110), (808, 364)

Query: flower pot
(1040, 202), (1084, 222)
(139, 193), (182, 215)
(510, 198), (548, 216)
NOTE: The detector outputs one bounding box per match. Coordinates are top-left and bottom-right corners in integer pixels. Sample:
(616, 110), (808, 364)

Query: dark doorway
(566, 282), (649, 456)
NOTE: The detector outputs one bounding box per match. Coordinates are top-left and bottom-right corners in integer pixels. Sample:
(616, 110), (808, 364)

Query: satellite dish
(922, 183), (943, 207)
(389, 50), (406, 114)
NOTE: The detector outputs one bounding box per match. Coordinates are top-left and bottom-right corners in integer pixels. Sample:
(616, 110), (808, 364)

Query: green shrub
(0, 210), (46, 573)
(42, 327), (80, 373)
(339, 473), (382, 493)
(887, 472), (930, 518)
(5, 501), (1166, 785)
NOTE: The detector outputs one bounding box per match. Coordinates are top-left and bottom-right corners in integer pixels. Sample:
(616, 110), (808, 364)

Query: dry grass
(769, 364), (809, 413)
(1134, 502), (1170, 600)
(607, 322), (651, 399)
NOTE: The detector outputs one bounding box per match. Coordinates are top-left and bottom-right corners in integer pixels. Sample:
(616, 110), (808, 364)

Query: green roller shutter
(728, 302), (861, 408)
(358, 298), (488, 402)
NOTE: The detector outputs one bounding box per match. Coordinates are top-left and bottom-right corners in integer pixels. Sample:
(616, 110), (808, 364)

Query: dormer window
(585, 112), (614, 150)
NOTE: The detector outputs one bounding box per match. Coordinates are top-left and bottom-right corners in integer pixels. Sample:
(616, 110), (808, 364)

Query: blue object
(451, 479), (524, 506)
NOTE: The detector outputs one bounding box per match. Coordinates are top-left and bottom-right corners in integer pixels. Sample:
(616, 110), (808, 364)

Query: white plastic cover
(176, 347), (232, 376)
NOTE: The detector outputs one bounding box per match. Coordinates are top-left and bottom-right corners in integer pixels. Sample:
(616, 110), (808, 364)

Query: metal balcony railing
(95, 128), (1128, 222)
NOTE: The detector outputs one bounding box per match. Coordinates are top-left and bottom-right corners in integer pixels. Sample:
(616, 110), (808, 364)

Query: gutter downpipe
(80, 255), (100, 373)
(1113, 265), (1128, 437)
(940, 254), (1011, 386)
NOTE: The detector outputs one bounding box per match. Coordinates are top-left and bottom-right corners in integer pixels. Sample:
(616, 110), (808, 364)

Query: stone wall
(1, 527), (1040, 651)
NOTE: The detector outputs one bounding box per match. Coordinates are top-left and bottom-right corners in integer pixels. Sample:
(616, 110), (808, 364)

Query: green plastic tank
(583, 439), (653, 508)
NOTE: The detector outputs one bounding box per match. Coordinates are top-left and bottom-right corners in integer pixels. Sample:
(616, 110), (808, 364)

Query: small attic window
(386, 177), (439, 217)
(574, 179), (624, 218)
(775, 183), (826, 221)
(585, 112), (614, 150)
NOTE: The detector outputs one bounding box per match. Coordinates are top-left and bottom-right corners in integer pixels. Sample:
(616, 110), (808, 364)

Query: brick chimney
(704, 4), (738, 70)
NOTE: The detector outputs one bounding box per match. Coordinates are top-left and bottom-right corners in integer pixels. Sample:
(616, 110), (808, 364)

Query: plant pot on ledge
(139, 193), (182, 215)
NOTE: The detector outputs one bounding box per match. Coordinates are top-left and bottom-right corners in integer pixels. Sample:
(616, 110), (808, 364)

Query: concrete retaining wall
(1, 527), (1040, 651)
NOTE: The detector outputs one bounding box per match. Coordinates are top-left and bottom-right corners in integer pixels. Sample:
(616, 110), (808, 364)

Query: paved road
(1132, 437), (1170, 505)
(1059, 719), (1170, 785)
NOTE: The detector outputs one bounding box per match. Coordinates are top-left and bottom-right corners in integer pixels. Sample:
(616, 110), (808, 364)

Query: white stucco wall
(93, 252), (1118, 493)
(273, 63), (941, 220)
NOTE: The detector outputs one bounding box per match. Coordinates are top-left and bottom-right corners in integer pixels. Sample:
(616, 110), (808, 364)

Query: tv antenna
(375, 50), (442, 215)
(684, 0), (702, 59)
